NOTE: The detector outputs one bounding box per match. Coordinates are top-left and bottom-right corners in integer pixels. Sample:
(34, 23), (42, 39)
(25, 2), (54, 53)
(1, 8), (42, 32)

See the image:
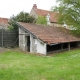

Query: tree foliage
(36, 16), (47, 25)
(8, 11), (35, 30)
(52, 0), (80, 36)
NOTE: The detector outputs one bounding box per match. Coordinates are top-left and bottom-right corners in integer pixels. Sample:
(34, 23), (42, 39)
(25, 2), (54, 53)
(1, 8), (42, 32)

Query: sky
(0, 0), (58, 18)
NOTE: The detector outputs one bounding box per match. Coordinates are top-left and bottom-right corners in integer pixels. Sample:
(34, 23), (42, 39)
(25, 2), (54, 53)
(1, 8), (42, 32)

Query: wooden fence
(0, 29), (18, 47)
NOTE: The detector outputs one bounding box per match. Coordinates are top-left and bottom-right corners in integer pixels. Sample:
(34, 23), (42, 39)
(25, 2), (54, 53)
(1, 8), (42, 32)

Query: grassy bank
(0, 49), (80, 80)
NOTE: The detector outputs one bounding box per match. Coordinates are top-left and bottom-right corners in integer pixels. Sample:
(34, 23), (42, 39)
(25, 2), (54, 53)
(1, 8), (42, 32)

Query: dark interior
(47, 42), (79, 53)
(27, 36), (30, 52)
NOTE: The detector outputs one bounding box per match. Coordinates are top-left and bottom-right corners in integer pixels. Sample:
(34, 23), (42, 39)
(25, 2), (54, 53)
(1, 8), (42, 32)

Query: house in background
(0, 17), (9, 29)
(17, 22), (80, 55)
(0, 17), (18, 47)
(30, 4), (65, 27)
(30, 4), (58, 26)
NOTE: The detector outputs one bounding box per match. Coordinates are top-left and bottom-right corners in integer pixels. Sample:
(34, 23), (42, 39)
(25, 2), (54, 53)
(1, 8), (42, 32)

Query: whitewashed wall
(30, 35), (46, 55)
(19, 28), (47, 55)
(19, 27), (26, 51)
(36, 39), (46, 55)
(30, 9), (38, 18)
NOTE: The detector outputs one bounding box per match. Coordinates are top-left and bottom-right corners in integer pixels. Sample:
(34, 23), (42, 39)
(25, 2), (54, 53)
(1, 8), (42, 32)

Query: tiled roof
(34, 9), (58, 23)
(0, 17), (9, 26)
(18, 22), (80, 44)
(31, 4), (59, 23)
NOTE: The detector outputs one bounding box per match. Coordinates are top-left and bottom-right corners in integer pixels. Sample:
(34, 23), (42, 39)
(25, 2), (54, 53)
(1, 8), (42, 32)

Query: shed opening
(47, 42), (79, 53)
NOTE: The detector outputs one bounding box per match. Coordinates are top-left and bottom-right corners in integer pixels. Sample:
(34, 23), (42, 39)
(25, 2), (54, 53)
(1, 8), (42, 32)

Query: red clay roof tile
(18, 22), (80, 44)
(33, 8), (58, 23)
(0, 17), (9, 26)
(32, 4), (59, 23)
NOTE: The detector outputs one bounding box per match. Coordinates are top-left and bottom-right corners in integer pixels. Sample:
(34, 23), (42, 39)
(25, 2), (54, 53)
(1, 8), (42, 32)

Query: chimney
(33, 4), (37, 10)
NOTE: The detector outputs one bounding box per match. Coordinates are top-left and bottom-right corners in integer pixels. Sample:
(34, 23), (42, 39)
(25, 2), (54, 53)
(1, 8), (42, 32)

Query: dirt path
(0, 47), (10, 53)
(0, 47), (21, 54)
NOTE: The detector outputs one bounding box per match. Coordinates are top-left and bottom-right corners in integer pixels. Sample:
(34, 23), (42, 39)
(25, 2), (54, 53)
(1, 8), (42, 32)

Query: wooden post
(61, 43), (63, 50)
(2, 27), (3, 47)
(68, 42), (70, 51)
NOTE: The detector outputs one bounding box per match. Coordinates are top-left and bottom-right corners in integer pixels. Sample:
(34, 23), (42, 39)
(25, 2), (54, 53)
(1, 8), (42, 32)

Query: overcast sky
(0, 0), (58, 18)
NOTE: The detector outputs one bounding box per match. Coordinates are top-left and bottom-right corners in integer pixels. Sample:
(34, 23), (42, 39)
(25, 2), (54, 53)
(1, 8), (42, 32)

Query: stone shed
(17, 22), (80, 55)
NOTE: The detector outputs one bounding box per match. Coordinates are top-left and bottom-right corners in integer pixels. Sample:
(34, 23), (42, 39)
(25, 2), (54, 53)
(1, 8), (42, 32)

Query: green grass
(0, 49), (80, 80)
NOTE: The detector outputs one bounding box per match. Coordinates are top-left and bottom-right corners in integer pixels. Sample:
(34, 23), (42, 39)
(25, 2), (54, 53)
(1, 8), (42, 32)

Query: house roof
(0, 17), (9, 26)
(32, 4), (58, 23)
(18, 22), (80, 44)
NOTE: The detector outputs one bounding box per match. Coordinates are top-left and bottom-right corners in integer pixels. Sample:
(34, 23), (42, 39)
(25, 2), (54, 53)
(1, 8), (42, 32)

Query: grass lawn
(0, 49), (80, 80)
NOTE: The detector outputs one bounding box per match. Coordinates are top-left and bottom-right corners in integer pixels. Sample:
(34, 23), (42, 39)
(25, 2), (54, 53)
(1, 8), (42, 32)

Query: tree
(36, 16), (47, 25)
(8, 11), (35, 30)
(52, 0), (80, 36)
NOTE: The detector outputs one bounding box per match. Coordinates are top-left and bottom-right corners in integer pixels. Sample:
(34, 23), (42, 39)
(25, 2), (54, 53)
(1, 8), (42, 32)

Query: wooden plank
(68, 42), (70, 51)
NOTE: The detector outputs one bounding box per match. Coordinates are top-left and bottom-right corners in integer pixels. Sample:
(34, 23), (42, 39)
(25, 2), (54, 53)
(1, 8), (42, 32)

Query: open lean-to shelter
(17, 22), (80, 55)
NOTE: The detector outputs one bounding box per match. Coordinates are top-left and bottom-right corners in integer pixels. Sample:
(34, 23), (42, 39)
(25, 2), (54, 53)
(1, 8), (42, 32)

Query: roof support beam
(68, 42), (70, 51)
(61, 43), (63, 50)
